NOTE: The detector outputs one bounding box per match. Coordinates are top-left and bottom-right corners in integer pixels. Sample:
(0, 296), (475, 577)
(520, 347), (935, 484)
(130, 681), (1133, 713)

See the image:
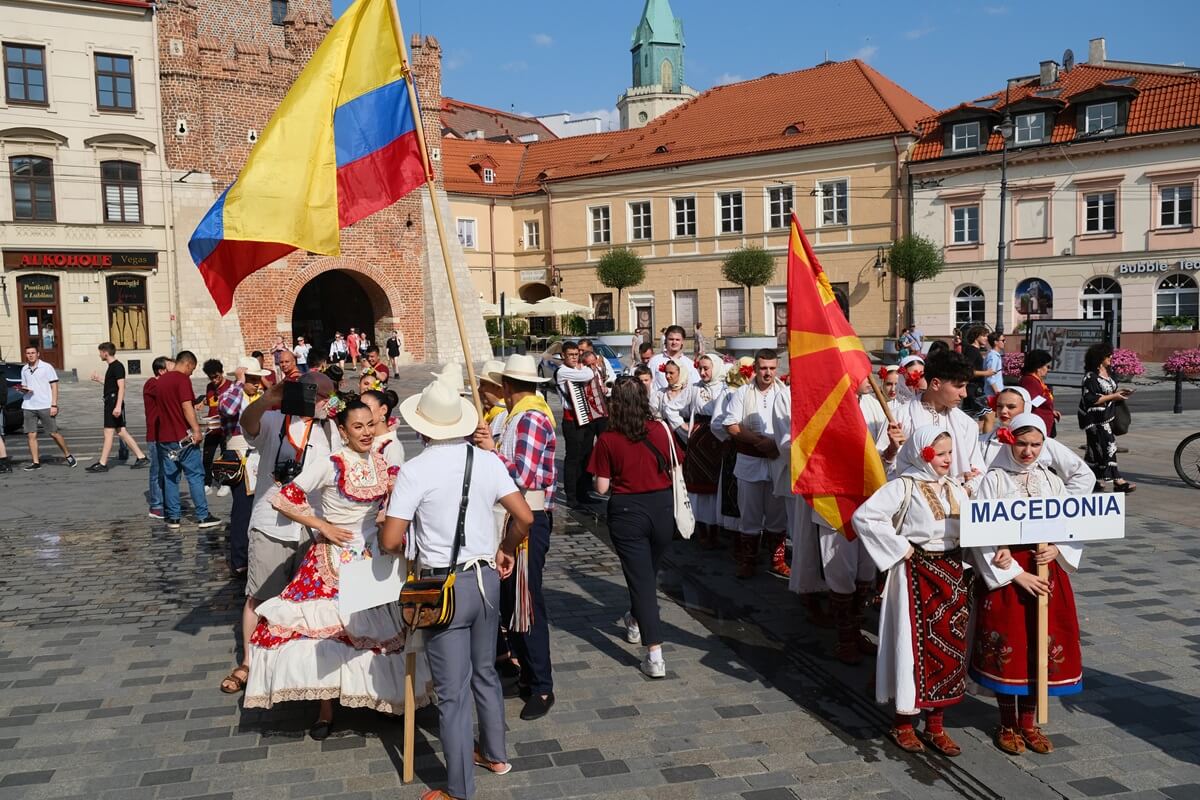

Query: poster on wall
(1027, 319), (1109, 386)
(1015, 278), (1054, 317)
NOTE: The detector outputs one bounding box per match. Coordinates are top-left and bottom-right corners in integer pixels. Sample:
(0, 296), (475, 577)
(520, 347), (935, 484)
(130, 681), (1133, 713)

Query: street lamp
(873, 246), (888, 277)
(994, 112), (1015, 334)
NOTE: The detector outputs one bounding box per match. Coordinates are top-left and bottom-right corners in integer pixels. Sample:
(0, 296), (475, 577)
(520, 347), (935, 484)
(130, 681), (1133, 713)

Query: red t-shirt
(155, 371), (195, 442)
(588, 422), (683, 495)
(143, 377), (161, 442)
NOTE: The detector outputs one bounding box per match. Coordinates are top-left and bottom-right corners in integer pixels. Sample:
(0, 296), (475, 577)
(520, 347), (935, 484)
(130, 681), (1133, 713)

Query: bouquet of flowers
(1164, 348), (1200, 376)
(725, 357), (754, 388)
(1109, 348), (1145, 380)
(1002, 351), (1025, 378)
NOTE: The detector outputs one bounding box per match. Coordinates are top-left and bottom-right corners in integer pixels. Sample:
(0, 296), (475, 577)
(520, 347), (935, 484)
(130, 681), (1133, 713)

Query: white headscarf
(896, 425), (952, 482)
(697, 354), (727, 387)
(899, 354), (925, 369)
(989, 413), (1046, 475)
(995, 385), (1031, 412)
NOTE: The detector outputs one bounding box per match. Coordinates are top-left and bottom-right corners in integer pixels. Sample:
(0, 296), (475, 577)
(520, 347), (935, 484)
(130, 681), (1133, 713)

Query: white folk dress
(244, 442), (433, 714)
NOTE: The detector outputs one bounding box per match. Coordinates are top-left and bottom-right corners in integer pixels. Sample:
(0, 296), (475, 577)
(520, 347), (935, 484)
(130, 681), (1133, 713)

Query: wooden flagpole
(1037, 543), (1050, 724)
(388, 0), (485, 421)
(866, 373), (896, 425)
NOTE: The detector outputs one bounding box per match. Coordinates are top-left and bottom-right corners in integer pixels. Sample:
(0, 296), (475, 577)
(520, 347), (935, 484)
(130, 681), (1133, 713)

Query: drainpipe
(892, 135), (904, 337)
(488, 197), (497, 304)
(541, 179), (557, 298)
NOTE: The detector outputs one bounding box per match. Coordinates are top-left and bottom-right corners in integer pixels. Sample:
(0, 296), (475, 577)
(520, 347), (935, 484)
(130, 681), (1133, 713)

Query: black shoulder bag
(399, 446), (474, 630)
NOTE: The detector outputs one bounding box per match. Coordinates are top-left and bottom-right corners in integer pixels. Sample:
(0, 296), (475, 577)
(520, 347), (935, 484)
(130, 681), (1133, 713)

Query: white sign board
(960, 493), (1126, 548)
(338, 554), (405, 616)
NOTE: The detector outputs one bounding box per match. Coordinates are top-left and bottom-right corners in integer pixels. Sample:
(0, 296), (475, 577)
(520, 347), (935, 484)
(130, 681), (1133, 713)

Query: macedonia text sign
(960, 492), (1126, 548)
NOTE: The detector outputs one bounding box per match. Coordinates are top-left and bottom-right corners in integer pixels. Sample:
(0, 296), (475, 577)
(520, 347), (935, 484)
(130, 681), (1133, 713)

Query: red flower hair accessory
(905, 370), (923, 389)
(921, 446), (937, 463)
(986, 394), (997, 410)
(739, 364), (754, 379)
(878, 366), (889, 380)
(995, 427), (1016, 445)
(657, 362), (667, 373)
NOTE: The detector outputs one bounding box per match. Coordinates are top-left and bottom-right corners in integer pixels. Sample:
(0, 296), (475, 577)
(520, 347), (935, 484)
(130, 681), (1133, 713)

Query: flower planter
(723, 335), (782, 355)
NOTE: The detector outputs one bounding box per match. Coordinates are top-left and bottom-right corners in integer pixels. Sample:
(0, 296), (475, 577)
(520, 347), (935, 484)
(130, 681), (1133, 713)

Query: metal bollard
(1175, 372), (1184, 415)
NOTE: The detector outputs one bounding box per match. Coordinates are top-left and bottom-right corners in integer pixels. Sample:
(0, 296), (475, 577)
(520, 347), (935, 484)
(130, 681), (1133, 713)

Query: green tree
(888, 234), (944, 326)
(595, 248), (645, 331)
(721, 246), (777, 334)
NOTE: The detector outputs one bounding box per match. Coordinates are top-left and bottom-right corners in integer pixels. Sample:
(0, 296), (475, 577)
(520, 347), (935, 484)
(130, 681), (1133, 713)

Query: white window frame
(1014, 112), (1044, 145)
(817, 179), (849, 227)
(523, 220), (540, 250)
(954, 285), (986, 327)
(628, 200), (652, 241)
(717, 190), (744, 234)
(1160, 184), (1194, 229)
(951, 204), (980, 244)
(589, 205), (611, 245)
(672, 195), (696, 238)
(455, 217), (476, 249)
(1156, 274), (1199, 322)
(1085, 101), (1118, 134)
(767, 184), (794, 230)
(951, 121), (980, 152)
(1084, 191), (1116, 233)
(482, 167), (495, 184)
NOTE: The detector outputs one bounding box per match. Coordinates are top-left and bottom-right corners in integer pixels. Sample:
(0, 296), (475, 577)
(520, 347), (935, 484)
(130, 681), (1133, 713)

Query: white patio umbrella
(527, 296), (593, 317)
(483, 299), (536, 316)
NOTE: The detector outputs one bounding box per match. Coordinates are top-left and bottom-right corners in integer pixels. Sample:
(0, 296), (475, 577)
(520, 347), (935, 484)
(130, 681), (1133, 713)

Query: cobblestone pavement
(0, 366), (1197, 799)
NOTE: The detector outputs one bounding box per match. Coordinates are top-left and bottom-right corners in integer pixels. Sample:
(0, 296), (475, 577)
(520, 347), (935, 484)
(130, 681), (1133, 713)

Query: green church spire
(630, 0), (685, 92)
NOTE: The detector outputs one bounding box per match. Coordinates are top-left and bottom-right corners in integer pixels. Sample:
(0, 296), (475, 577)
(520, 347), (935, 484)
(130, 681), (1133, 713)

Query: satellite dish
(1063, 48), (1075, 71)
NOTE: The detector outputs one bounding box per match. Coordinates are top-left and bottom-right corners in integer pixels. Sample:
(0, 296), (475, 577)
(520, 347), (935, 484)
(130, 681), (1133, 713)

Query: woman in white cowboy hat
(381, 380), (534, 800)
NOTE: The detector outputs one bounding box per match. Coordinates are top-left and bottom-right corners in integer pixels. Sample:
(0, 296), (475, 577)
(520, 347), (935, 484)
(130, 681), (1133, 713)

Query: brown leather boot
(736, 534), (759, 579)
(854, 581), (878, 654)
(801, 593), (835, 628)
(831, 592), (863, 665)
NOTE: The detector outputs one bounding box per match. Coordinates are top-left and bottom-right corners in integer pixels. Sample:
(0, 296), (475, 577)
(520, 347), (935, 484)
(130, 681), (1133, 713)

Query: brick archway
(285, 257), (405, 351)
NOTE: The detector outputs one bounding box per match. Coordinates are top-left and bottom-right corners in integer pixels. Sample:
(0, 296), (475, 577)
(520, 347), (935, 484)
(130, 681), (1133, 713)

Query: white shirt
(293, 343), (312, 365)
(247, 410), (332, 542)
(718, 381), (787, 483)
(20, 360), (57, 410)
(387, 442), (519, 569)
(647, 352), (700, 391)
(896, 395), (986, 492)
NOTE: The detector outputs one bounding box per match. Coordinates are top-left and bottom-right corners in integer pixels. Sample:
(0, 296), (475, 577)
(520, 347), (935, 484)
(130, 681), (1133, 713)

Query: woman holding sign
(243, 400), (431, 739)
(980, 387), (1094, 494)
(851, 426), (972, 757)
(968, 413), (1083, 756)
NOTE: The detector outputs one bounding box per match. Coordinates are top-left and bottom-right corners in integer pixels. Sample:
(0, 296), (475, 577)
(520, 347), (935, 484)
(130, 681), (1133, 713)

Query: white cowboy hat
(400, 380), (479, 440)
(499, 353), (550, 384)
(480, 359), (506, 387)
(431, 362), (466, 393)
(229, 356), (271, 378)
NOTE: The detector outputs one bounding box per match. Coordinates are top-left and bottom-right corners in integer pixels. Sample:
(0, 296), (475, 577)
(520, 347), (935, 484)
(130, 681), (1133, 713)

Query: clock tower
(617, 0), (698, 129)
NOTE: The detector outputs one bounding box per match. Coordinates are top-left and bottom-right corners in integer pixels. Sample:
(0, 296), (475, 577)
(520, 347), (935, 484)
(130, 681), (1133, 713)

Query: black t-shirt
(386, 337), (401, 357)
(104, 360), (125, 399)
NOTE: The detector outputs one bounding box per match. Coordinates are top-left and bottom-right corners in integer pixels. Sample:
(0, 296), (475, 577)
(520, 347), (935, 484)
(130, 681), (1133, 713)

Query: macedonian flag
(787, 212), (886, 539)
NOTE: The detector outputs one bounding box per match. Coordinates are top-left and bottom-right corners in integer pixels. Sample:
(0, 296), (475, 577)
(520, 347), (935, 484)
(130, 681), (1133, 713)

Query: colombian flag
(189, 0), (428, 314)
(787, 212), (886, 538)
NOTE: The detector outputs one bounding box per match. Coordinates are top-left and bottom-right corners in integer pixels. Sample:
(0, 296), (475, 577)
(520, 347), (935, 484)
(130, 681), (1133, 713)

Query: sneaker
(86, 462), (109, 473)
(203, 485), (213, 496)
(640, 655), (666, 679)
(65, 455), (77, 468)
(148, 508), (164, 520)
(23, 462), (41, 471)
(165, 518), (181, 529)
(197, 515), (223, 529)
(216, 485), (231, 498)
(0, 460), (11, 474)
(130, 457), (150, 469)
(622, 612), (641, 645)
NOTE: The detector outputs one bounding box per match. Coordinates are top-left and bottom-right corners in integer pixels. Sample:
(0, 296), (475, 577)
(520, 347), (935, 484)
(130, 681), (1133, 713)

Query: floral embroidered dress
(244, 441), (433, 714)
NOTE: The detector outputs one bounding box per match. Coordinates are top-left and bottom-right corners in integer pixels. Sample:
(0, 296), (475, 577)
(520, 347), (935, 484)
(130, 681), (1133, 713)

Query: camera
(273, 458), (305, 485)
(280, 381), (317, 418)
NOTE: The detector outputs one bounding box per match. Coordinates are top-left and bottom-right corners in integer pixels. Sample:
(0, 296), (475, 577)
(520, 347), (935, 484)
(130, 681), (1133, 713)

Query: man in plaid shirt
(474, 354), (558, 722)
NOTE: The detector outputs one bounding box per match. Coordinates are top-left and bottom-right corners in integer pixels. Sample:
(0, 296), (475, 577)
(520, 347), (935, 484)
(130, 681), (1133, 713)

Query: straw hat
(229, 356), (271, 378)
(499, 353), (551, 384)
(480, 359), (506, 387)
(399, 380), (479, 440)
(431, 362), (466, 393)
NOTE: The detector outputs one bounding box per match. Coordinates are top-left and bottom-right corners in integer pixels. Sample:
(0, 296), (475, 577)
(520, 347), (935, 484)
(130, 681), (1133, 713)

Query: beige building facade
(0, 0), (174, 375)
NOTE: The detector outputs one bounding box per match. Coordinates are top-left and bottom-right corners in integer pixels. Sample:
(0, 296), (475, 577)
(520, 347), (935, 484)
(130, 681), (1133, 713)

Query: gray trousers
(426, 565), (506, 799)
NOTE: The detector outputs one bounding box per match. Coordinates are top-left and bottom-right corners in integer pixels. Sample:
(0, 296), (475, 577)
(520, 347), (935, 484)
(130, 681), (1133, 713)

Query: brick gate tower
(155, 0), (490, 365)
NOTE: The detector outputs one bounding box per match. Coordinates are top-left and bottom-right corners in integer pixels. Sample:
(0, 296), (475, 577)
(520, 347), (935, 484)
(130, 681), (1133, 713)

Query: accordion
(566, 374), (606, 425)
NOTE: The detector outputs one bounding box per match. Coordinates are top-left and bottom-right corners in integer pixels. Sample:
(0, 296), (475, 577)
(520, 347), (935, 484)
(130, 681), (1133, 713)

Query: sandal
(420, 791), (456, 800)
(1113, 481), (1137, 493)
(888, 726), (925, 753)
(921, 729), (962, 757)
(1020, 726), (1054, 754)
(219, 665), (249, 694)
(995, 726), (1025, 755)
(473, 746), (513, 775)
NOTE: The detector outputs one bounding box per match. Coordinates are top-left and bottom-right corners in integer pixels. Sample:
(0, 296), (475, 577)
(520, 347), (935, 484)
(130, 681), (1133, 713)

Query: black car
(2, 361), (23, 435)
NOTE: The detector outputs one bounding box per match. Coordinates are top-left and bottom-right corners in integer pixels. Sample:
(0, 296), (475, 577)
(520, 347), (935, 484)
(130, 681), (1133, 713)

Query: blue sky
(333, 0), (1199, 129)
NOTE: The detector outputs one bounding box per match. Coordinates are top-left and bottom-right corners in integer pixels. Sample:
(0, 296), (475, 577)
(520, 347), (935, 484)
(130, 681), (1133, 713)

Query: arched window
(10, 155), (54, 221)
(1081, 276), (1122, 331)
(1156, 273), (1199, 326)
(954, 285), (985, 328)
(660, 59), (673, 90)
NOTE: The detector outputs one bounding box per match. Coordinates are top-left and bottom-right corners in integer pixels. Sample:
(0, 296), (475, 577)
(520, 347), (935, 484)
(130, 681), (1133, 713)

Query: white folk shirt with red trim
(718, 380), (787, 483)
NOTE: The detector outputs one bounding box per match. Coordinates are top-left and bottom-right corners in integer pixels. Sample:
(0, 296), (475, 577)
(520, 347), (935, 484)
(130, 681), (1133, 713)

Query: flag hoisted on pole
(786, 211), (887, 539)
(188, 0), (429, 315)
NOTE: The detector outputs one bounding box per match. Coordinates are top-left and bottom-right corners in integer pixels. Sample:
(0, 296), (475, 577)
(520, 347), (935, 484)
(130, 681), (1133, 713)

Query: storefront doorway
(291, 270), (377, 357)
(16, 275), (62, 367)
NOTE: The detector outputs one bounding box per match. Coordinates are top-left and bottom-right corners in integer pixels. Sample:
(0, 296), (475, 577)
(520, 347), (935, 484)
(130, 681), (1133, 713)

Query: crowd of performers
(670, 345), (1098, 758)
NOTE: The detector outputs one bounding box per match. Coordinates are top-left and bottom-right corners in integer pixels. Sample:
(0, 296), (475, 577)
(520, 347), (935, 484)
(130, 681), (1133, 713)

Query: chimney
(1088, 37), (1107, 65)
(1039, 60), (1059, 86)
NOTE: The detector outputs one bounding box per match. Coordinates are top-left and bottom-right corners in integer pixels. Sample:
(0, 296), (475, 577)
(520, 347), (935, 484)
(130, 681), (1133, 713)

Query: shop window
(955, 285), (985, 328)
(1156, 274), (1199, 326)
(106, 275), (149, 350)
(1081, 277), (1122, 331)
(101, 161), (141, 223)
(10, 156), (55, 221)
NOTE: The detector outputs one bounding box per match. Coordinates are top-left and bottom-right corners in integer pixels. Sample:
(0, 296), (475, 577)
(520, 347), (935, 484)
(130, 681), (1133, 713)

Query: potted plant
(1155, 315), (1199, 331)
(1164, 348), (1200, 377)
(721, 246), (777, 339)
(1109, 348), (1145, 382)
(1002, 351), (1025, 379)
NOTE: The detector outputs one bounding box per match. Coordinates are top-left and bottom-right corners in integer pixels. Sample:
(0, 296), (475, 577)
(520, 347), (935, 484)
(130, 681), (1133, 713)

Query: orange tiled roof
(440, 98), (558, 143)
(442, 59), (933, 197)
(911, 63), (1200, 162)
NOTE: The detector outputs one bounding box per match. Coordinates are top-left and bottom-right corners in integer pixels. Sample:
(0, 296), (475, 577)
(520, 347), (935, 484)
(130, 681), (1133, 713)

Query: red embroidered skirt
(969, 546), (1083, 696)
(907, 550), (970, 709)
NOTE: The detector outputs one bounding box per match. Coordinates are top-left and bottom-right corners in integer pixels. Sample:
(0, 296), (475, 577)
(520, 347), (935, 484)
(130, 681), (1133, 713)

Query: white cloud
(852, 45), (878, 62)
(502, 60), (529, 73)
(567, 107), (621, 132)
(714, 72), (744, 86)
(444, 49), (469, 71)
(532, 33), (553, 47)
(983, 5), (1008, 14)
(904, 26), (934, 40)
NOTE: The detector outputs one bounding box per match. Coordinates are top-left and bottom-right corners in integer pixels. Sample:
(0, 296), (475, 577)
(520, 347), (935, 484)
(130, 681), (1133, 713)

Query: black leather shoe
(520, 692), (555, 721)
(310, 718), (333, 741)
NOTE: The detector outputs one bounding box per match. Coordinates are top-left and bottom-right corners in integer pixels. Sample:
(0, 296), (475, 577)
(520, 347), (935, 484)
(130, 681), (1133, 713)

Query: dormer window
(1085, 101), (1118, 134)
(1014, 112), (1045, 145)
(951, 121), (980, 152)
(482, 168), (495, 184)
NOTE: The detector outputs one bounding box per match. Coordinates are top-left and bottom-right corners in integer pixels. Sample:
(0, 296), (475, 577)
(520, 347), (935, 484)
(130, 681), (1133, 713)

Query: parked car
(537, 340), (623, 386)
(2, 361), (23, 434)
